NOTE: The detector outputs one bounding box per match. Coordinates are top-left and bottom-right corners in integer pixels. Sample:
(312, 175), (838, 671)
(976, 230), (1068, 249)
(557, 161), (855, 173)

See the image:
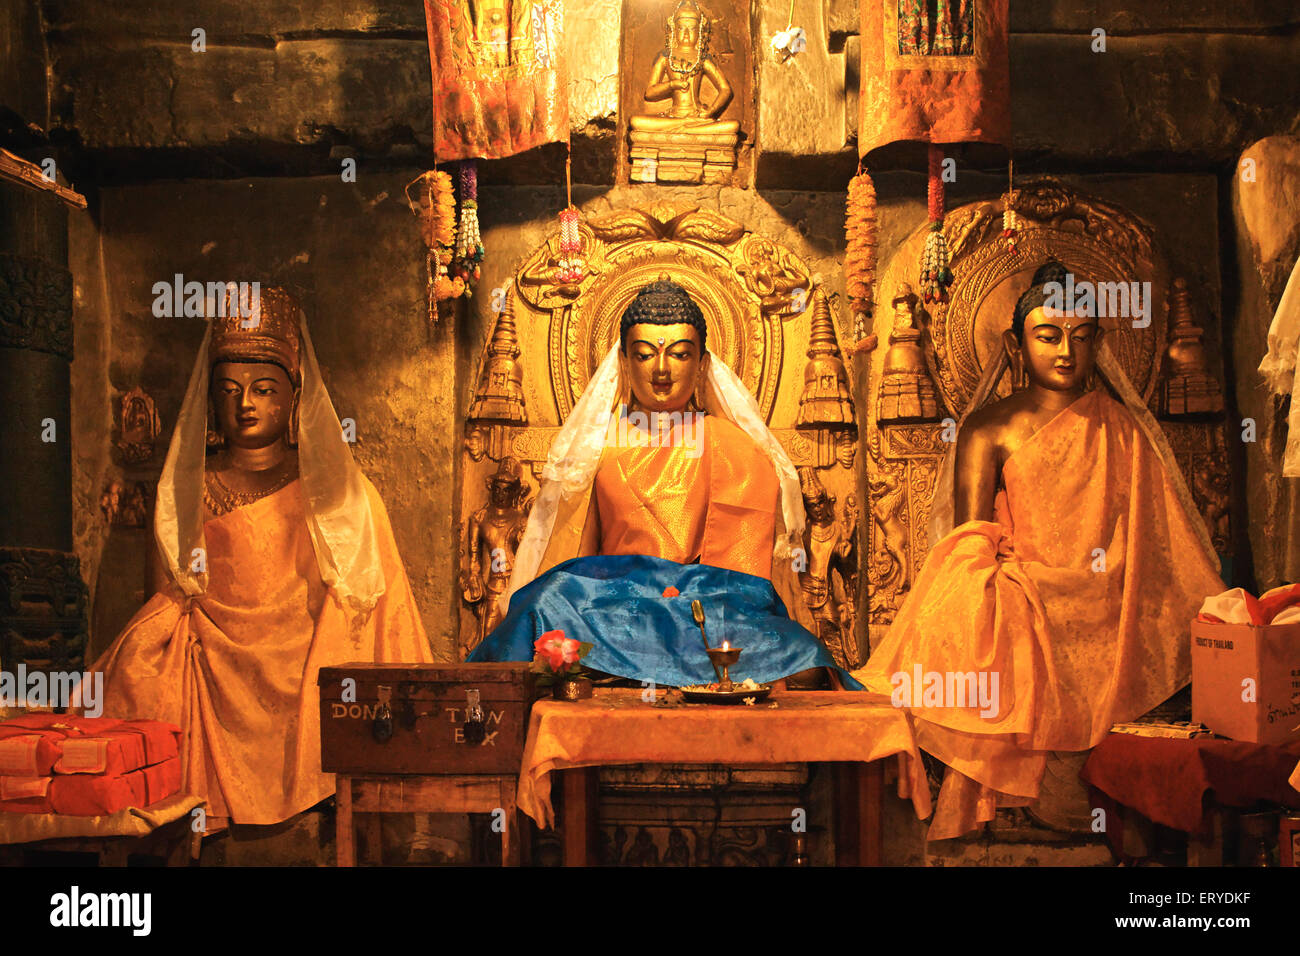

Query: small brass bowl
(553, 676), (594, 701)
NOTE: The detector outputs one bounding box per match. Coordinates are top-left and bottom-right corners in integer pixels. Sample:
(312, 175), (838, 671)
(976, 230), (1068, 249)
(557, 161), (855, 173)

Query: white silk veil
(927, 340), (1219, 571)
(502, 342), (805, 613)
(154, 315), (387, 616)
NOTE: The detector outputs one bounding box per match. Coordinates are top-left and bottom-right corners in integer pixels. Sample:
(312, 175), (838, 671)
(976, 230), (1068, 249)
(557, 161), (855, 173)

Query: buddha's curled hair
(1012, 259), (1071, 341)
(619, 277), (708, 353)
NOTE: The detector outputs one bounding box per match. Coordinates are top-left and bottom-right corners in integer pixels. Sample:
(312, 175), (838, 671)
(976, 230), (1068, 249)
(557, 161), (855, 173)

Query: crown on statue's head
(210, 285), (303, 385)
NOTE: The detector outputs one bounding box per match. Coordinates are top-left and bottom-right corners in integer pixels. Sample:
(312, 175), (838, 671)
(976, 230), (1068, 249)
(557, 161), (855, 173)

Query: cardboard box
(1191, 620), (1300, 744)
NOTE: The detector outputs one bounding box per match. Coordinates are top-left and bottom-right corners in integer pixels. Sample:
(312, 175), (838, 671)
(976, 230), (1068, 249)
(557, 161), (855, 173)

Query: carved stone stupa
(628, 0), (739, 185)
(877, 283), (941, 424)
(1161, 277), (1224, 417)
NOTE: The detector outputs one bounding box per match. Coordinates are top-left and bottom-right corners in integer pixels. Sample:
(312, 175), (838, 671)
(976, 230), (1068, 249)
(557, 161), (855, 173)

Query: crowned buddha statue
(469, 278), (857, 689)
(628, 0), (740, 185)
(89, 288), (433, 826)
(853, 261), (1224, 839)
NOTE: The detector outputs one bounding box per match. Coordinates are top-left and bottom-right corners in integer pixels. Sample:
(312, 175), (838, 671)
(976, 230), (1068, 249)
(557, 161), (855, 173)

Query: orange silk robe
(854, 390), (1223, 839)
(91, 477), (433, 825)
(592, 416), (780, 579)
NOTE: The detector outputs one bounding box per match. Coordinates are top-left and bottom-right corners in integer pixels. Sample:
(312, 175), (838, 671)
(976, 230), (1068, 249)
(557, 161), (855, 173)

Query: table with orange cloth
(516, 688), (932, 864)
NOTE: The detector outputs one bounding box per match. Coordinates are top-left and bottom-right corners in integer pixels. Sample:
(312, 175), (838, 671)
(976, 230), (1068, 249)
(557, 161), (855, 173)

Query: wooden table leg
(863, 760), (883, 867)
(562, 767), (596, 867)
(336, 774), (355, 868)
(833, 761), (883, 866)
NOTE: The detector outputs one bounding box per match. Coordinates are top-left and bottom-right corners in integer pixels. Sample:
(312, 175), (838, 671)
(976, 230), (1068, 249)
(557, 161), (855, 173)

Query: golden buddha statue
(89, 288), (433, 826)
(629, 0), (740, 185)
(854, 261), (1224, 840)
(470, 278), (858, 689)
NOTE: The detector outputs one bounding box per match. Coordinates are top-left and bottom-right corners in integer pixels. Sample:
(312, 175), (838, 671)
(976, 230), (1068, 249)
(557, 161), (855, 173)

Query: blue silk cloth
(468, 554), (862, 690)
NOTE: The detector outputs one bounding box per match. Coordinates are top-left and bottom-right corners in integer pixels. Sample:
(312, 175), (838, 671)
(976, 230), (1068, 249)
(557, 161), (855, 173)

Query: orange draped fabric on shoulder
(593, 416), (780, 580)
(854, 390), (1223, 840)
(90, 477), (433, 825)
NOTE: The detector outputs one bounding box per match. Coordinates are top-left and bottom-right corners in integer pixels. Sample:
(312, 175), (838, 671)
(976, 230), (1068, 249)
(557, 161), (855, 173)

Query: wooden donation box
(318, 663), (539, 866)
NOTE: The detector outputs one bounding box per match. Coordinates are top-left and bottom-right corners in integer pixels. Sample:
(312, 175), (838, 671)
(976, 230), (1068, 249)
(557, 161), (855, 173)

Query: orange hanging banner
(424, 0), (569, 161)
(858, 0), (1010, 155)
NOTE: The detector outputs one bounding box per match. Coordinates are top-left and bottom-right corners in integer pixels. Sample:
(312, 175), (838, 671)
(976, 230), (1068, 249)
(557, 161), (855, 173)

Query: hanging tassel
(554, 144), (585, 285)
(555, 207), (584, 284)
(845, 164), (878, 350)
(1001, 158), (1020, 256)
(919, 144), (952, 304)
(454, 160), (484, 289)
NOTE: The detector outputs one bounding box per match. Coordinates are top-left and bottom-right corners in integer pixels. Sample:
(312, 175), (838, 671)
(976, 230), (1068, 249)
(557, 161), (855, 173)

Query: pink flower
(662, 586), (680, 598)
(534, 630), (582, 673)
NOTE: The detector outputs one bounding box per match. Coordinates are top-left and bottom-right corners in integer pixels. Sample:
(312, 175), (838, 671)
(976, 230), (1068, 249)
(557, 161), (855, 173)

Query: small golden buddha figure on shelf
(854, 261), (1224, 840)
(629, 0), (740, 185)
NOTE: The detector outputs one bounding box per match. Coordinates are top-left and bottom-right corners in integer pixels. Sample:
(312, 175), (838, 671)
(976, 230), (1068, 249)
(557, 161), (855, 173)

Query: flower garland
(845, 167), (878, 347)
(919, 144), (952, 304)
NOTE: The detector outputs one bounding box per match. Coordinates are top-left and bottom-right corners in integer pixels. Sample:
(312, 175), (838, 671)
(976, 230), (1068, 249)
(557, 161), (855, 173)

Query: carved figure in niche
(629, 1), (739, 184)
(116, 386), (161, 464)
(797, 468), (859, 669)
(85, 287), (433, 825)
(462, 456), (531, 653)
(854, 261), (1223, 840)
(867, 469), (908, 614)
(468, 278), (859, 688)
(100, 480), (148, 528)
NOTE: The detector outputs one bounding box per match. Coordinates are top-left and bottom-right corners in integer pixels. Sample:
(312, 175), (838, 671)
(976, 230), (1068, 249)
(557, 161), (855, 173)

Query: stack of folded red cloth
(1196, 582), (1300, 625)
(0, 715), (181, 815)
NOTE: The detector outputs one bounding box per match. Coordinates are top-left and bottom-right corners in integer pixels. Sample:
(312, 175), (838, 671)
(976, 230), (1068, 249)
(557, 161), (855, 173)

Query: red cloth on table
(1080, 734), (1300, 834)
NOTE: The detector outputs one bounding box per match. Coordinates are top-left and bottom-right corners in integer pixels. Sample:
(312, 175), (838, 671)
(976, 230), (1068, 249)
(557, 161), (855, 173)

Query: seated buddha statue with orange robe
(89, 288), (433, 825)
(469, 278), (856, 688)
(853, 262), (1224, 839)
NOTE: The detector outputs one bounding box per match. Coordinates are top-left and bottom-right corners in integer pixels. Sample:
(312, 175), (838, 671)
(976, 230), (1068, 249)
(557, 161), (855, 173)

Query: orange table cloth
(516, 689), (933, 828)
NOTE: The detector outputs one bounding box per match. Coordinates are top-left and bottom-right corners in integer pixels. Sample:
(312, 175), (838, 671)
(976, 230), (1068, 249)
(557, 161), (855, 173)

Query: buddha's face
(211, 361), (295, 449)
(620, 322), (705, 414)
(487, 475), (520, 507)
(1005, 306), (1102, 393)
(673, 14), (701, 51)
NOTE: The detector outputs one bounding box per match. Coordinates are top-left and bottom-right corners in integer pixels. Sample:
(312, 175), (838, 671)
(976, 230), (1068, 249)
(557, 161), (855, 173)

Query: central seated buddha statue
(469, 278), (857, 688)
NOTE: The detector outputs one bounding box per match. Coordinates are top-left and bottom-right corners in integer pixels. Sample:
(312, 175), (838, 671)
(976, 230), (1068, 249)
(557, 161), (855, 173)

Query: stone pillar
(0, 180), (88, 672)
